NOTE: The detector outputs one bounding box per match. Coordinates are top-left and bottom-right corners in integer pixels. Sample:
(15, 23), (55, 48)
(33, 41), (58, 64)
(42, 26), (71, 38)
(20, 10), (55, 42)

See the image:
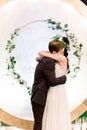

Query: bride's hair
(62, 37), (69, 58)
(62, 37), (70, 73)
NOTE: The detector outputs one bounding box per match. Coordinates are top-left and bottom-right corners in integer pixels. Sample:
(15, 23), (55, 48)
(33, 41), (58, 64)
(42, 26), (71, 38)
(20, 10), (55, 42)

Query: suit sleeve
(42, 59), (66, 86)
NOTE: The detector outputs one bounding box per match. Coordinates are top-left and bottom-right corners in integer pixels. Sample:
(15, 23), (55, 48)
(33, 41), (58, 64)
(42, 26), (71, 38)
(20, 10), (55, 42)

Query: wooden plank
(0, 99), (87, 128)
(0, 109), (34, 130)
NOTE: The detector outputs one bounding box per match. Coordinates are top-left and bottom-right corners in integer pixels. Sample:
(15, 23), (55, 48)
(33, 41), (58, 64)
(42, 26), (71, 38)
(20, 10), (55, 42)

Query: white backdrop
(0, 0), (87, 120)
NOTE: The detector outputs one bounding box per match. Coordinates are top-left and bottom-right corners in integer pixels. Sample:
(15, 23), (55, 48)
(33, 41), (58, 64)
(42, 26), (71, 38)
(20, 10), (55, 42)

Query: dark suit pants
(31, 102), (45, 130)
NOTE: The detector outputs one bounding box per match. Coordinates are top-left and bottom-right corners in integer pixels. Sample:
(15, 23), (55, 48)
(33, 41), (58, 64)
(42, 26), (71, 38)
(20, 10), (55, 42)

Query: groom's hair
(48, 40), (65, 53)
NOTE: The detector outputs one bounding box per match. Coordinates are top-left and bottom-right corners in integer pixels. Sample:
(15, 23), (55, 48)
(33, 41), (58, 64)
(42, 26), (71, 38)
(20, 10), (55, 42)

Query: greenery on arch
(5, 19), (83, 95)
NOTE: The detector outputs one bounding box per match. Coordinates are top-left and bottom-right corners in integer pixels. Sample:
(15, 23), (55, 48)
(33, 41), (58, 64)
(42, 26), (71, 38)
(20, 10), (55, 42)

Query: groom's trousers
(31, 102), (45, 130)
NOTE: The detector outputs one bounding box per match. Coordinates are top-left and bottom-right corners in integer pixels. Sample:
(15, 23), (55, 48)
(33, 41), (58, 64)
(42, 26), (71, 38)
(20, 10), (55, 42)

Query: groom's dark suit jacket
(31, 57), (66, 106)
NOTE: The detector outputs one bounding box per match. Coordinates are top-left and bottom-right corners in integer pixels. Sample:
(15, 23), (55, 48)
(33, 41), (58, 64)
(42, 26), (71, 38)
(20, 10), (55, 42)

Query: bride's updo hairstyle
(62, 37), (70, 58)
(62, 37), (70, 73)
(48, 40), (66, 53)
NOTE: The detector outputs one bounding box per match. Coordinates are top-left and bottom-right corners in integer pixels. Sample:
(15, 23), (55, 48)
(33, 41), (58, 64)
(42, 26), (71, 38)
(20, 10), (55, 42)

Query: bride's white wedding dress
(42, 63), (72, 130)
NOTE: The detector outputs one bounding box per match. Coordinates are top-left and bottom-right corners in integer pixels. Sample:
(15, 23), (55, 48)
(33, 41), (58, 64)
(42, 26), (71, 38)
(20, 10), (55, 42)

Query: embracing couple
(31, 38), (72, 130)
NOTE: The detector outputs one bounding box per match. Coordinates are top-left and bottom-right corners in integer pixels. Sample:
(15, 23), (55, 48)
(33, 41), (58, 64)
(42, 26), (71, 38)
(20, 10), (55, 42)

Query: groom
(31, 40), (67, 130)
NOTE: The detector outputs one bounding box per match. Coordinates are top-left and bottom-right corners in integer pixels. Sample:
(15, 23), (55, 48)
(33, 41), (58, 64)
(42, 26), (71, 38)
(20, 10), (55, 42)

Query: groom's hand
(60, 75), (66, 84)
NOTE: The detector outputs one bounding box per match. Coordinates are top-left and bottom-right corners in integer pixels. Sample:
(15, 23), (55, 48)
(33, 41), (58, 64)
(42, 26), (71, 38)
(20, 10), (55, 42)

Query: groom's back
(31, 57), (55, 106)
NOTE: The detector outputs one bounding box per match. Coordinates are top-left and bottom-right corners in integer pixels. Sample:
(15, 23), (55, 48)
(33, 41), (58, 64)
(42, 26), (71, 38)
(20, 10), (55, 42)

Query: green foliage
(47, 19), (83, 77)
(72, 111), (87, 124)
(6, 28), (31, 95)
(6, 28), (19, 53)
(6, 19), (83, 95)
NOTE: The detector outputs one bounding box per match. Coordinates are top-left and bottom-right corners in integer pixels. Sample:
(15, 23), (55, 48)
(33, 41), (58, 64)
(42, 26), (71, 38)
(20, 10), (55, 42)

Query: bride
(39, 37), (72, 130)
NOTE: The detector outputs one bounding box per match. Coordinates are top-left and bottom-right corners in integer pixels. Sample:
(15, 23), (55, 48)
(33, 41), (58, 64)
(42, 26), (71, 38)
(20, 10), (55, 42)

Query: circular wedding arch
(6, 19), (83, 93)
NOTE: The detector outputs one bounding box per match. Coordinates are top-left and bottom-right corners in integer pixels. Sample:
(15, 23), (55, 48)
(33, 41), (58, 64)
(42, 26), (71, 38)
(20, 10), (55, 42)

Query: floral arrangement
(5, 19), (83, 95)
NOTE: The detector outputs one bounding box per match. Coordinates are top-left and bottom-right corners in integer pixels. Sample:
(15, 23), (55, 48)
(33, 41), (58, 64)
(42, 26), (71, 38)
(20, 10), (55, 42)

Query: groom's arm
(42, 58), (66, 86)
